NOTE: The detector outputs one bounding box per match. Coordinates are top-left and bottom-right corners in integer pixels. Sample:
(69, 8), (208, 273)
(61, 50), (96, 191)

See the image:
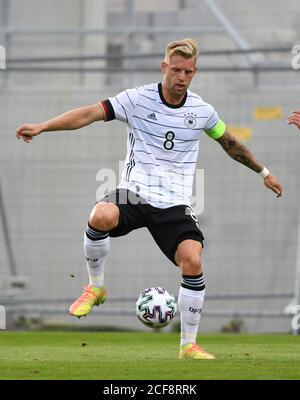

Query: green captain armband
(205, 119), (226, 139)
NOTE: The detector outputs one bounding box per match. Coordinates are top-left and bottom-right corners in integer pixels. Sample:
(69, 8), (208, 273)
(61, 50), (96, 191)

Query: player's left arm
(216, 130), (283, 197)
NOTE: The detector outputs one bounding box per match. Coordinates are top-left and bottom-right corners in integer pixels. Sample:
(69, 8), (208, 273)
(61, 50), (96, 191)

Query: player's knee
(89, 202), (119, 231)
(179, 254), (202, 275)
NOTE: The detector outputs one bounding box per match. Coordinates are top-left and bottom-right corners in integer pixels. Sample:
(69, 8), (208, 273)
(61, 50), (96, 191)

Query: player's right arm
(16, 103), (105, 143)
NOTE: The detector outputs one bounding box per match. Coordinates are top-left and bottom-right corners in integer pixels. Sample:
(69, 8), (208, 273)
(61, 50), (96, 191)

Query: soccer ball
(136, 286), (177, 328)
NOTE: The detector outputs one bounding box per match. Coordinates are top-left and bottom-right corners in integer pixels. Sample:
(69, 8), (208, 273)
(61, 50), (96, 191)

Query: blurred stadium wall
(1, 0), (300, 332)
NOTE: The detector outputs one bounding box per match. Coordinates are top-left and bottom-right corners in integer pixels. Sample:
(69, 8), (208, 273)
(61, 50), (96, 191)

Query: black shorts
(98, 189), (204, 266)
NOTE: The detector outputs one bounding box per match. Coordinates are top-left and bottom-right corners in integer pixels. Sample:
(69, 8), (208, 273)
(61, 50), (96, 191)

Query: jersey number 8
(164, 131), (175, 150)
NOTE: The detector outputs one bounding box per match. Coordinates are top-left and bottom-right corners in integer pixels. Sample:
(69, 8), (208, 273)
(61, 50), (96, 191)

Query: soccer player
(287, 110), (300, 129)
(16, 38), (283, 360)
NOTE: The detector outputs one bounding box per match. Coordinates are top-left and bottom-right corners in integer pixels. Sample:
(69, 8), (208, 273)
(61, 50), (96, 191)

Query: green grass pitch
(0, 331), (300, 380)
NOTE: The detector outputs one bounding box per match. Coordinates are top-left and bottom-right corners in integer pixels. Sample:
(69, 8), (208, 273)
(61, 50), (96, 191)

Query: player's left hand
(263, 173), (283, 197)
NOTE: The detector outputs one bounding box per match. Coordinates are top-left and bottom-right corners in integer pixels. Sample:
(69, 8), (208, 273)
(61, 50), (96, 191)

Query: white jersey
(100, 82), (225, 209)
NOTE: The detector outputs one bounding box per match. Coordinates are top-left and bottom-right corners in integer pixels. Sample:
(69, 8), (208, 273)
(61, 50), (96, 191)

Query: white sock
(178, 285), (205, 346)
(84, 225), (110, 288)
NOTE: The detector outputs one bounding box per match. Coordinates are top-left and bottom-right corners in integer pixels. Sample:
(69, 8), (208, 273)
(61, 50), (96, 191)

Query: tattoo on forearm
(217, 132), (261, 173)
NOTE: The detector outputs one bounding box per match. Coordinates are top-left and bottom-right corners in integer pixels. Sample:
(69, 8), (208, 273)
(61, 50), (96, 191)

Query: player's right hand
(16, 123), (45, 143)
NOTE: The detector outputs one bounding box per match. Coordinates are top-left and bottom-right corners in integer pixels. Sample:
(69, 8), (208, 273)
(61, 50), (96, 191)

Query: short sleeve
(99, 88), (138, 123)
(204, 105), (226, 140)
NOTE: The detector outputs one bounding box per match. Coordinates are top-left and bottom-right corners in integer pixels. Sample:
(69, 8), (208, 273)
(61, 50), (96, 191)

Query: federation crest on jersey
(184, 113), (197, 129)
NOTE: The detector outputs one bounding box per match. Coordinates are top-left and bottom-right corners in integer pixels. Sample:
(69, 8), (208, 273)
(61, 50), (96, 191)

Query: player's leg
(85, 202), (119, 287)
(70, 189), (147, 318)
(147, 204), (214, 359)
(175, 240), (215, 360)
(69, 202), (119, 317)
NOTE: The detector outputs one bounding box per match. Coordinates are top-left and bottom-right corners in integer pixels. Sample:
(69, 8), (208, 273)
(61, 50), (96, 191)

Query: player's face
(161, 55), (197, 100)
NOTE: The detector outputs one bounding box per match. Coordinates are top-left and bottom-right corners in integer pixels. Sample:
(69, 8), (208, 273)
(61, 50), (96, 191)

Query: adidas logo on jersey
(147, 112), (157, 121)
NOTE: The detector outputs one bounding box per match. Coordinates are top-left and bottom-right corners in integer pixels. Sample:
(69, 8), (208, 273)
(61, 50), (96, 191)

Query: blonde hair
(165, 38), (199, 61)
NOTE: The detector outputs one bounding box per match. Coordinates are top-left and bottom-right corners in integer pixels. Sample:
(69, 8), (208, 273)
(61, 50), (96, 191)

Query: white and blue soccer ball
(136, 286), (177, 328)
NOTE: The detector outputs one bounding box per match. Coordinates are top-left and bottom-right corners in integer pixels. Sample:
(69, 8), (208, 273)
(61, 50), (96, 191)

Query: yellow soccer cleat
(179, 343), (216, 360)
(69, 285), (107, 318)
